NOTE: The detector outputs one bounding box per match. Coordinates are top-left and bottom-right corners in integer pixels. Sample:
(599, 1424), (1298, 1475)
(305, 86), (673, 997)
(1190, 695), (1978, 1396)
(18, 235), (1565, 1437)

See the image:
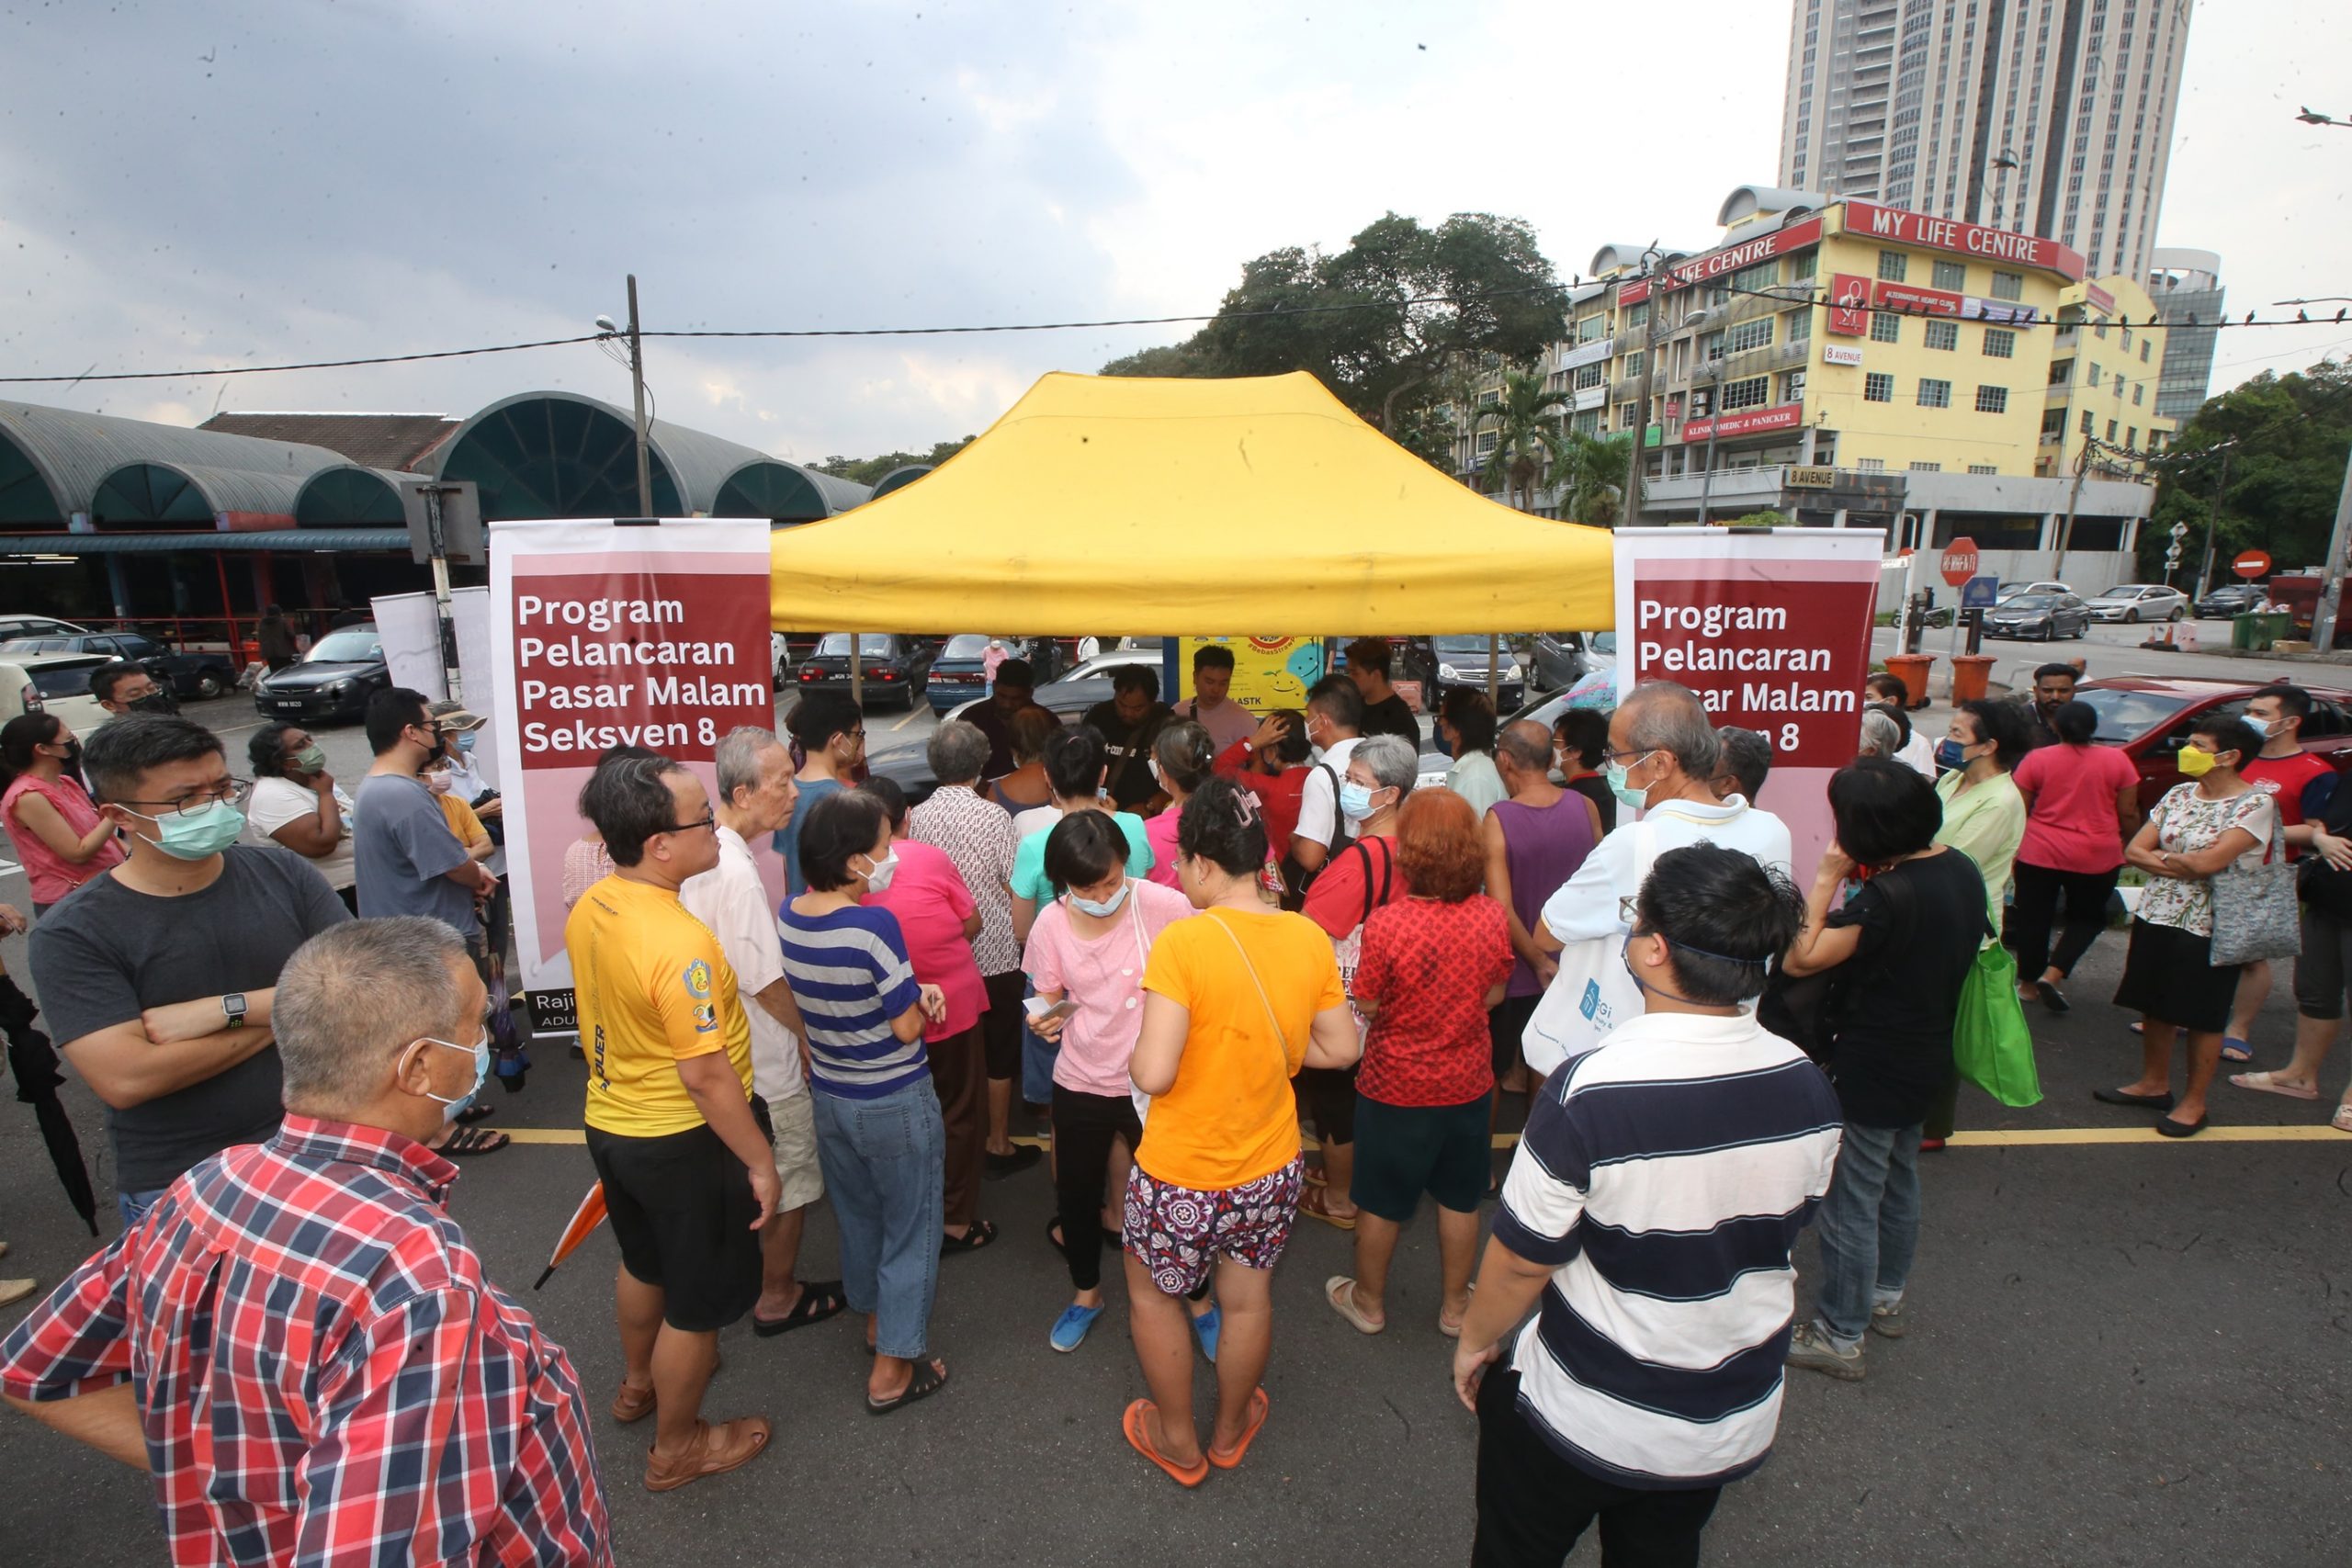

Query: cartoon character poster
(1176, 637), (1325, 714)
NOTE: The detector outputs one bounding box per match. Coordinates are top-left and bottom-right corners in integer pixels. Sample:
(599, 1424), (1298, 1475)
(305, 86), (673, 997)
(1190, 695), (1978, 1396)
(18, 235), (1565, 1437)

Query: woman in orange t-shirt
(1120, 777), (1359, 1488)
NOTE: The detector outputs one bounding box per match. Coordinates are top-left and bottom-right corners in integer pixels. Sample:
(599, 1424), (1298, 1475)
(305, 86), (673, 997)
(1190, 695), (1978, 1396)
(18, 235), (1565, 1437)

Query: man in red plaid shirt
(0, 917), (611, 1565)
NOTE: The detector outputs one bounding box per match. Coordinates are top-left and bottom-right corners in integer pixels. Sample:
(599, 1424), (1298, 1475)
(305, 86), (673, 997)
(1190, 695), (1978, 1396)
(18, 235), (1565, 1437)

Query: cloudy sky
(1, 0), (2345, 463)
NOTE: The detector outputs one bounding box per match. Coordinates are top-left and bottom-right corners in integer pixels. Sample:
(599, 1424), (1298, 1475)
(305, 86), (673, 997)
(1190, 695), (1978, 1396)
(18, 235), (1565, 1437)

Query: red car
(2075, 676), (2352, 814)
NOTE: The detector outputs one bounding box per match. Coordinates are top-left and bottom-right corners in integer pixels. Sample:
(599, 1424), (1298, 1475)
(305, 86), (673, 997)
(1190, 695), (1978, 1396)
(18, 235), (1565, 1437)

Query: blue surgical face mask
(1604, 751), (1656, 809)
(457, 732), (477, 754)
(1935, 738), (1970, 772)
(415, 1032), (491, 1122)
(122, 798), (247, 861)
(1069, 880), (1132, 919)
(1339, 781), (1380, 821)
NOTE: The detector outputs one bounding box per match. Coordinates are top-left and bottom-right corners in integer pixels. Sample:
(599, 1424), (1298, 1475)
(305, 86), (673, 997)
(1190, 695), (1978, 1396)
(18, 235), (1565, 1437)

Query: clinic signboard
(489, 518), (780, 1030)
(1613, 527), (1884, 885)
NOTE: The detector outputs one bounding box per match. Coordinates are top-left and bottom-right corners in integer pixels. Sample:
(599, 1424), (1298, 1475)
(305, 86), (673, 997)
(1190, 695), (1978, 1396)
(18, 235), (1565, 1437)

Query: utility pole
(420, 482), (461, 704)
(2052, 439), (2093, 584)
(626, 275), (653, 518)
(2195, 442), (2234, 597)
(1696, 361), (1725, 525)
(2312, 445), (2352, 651)
(1620, 248), (1666, 527)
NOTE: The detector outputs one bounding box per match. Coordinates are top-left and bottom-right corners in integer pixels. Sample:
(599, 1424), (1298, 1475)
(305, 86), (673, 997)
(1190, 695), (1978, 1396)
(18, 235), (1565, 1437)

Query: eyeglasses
(117, 778), (252, 815)
(1600, 746), (1654, 767)
(665, 811), (718, 835)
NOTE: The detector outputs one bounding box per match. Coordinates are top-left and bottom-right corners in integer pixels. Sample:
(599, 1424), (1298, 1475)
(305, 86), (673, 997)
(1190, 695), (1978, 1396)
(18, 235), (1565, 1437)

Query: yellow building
(2044, 274), (2177, 479)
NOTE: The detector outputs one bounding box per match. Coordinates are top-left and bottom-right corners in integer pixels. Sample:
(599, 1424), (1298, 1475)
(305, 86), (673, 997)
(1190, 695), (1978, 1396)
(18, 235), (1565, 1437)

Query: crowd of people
(0, 636), (2346, 1566)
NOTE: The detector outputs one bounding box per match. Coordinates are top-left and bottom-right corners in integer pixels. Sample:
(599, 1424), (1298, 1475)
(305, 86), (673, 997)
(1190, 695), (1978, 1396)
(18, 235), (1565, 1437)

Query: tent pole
(851, 639), (863, 706)
(1487, 633), (1499, 708)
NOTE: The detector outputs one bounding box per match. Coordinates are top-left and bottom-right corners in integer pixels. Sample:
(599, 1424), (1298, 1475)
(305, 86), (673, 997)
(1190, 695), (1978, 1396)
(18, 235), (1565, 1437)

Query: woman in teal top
(1924, 697), (2030, 1146)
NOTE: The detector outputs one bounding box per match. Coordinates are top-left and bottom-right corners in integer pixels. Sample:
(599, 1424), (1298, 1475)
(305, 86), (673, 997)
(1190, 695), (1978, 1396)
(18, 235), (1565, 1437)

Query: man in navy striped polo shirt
(1453, 843), (1842, 1568)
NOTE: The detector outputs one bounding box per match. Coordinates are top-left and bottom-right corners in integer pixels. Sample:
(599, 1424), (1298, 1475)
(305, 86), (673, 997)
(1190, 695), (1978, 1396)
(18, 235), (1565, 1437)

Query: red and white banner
(490, 519), (781, 1004)
(1617, 216), (1826, 305)
(1826, 273), (1872, 336)
(1873, 278), (1962, 317)
(1839, 199), (2086, 281)
(1680, 402), (1804, 445)
(1613, 527), (1885, 886)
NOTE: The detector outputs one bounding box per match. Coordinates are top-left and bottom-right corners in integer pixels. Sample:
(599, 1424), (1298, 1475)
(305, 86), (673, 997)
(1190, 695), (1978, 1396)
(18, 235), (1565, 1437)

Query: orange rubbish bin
(1949, 653), (1996, 705)
(1882, 652), (1932, 710)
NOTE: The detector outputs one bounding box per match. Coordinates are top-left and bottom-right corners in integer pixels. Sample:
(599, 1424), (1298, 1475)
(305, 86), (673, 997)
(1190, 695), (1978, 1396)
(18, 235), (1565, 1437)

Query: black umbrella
(0, 975), (98, 1235)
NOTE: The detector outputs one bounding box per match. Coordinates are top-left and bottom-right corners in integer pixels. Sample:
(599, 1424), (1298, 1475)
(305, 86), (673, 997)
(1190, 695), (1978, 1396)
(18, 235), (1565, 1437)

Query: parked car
(0, 651), (113, 738)
(2075, 675), (2352, 814)
(1982, 592), (2092, 641)
(922, 636), (1067, 713)
(1996, 580), (2073, 603)
(1431, 636), (1529, 707)
(2195, 582), (2267, 618)
(1, 629), (240, 701)
(2085, 583), (2189, 624)
(0, 614), (91, 643)
(790, 633), (934, 711)
(252, 625), (390, 724)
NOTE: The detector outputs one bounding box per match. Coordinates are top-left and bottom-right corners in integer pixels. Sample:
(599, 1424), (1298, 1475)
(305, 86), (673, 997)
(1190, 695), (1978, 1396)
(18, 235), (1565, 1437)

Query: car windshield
(26, 662), (106, 698)
(942, 635), (990, 658)
(2097, 587), (2145, 599)
(1589, 632), (1616, 656)
(817, 633), (895, 656)
(2004, 595), (2058, 611)
(2075, 687), (2193, 744)
(0, 638), (68, 653)
(305, 630), (381, 662)
(1433, 637), (1493, 655)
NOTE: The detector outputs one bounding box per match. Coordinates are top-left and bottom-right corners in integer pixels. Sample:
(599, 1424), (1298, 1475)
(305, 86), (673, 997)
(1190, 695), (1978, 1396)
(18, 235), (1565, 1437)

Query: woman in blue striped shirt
(781, 790), (950, 1415)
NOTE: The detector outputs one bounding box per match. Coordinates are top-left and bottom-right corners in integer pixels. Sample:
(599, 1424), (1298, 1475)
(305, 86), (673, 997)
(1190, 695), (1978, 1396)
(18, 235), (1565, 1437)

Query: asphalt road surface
(1, 688), (2347, 1565)
(1873, 615), (2345, 699)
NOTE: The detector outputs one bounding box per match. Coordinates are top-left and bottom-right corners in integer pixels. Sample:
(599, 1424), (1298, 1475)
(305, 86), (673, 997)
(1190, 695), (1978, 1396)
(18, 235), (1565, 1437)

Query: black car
(1982, 592), (2092, 641)
(252, 625), (390, 723)
(2196, 582), (2266, 618)
(791, 633), (934, 711)
(1, 630), (240, 700)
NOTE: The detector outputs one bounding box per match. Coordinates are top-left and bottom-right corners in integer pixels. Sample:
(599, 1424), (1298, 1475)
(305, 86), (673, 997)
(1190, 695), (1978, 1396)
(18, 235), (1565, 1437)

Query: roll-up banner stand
(1612, 527), (1886, 886)
(488, 519), (782, 1038)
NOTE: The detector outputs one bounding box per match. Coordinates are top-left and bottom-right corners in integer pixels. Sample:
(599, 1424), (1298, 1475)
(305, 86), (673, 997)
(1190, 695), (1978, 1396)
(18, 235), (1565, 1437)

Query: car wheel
(195, 670), (228, 701)
(2168, 605), (2185, 622)
(2125, 608), (2139, 624)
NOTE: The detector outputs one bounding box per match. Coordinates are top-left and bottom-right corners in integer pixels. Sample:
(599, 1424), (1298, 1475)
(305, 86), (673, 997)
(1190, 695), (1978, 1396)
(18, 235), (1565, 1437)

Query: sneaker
(1785, 1321), (1865, 1381)
(1049, 1303), (1104, 1353)
(1869, 1299), (1908, 1339)
(1191, 1303), (1222, 1364)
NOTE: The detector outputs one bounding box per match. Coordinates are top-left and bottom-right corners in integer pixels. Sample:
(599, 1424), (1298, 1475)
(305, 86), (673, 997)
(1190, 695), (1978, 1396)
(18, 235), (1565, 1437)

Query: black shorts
(2113, 917), (2243, 1035)
(585, 1121), (762, 1332)
(1351, 1090), (1493, 1221)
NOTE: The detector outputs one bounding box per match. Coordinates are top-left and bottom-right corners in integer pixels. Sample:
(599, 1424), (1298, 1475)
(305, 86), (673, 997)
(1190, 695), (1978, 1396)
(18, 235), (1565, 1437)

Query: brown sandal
(610, 1381), (656, 1424)
(643, 1416), (772, 1492)
(1299, 1187), (1356, 1231)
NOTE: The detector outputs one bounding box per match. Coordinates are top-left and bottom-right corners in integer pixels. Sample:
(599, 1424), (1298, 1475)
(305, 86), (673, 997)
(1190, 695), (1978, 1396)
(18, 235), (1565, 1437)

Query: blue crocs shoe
(1049, 1303), (1104, 1353)
(1192, 1303), (1222, 1364)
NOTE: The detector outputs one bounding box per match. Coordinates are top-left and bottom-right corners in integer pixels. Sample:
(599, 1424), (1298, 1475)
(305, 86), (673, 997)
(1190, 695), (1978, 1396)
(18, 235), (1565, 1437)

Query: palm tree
(1542, 426), (1630, 527)
(1472, 369), (1573, 511)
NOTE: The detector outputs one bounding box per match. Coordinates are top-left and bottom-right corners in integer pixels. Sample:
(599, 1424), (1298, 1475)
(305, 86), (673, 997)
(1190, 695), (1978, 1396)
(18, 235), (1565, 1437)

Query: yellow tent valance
(770, 370), (1614, 637)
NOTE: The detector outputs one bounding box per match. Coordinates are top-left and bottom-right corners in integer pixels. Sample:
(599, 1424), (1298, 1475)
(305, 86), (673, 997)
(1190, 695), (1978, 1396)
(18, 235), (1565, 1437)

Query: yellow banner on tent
(770, 371), (1615, 637)
(1176, 637), (1325, 711)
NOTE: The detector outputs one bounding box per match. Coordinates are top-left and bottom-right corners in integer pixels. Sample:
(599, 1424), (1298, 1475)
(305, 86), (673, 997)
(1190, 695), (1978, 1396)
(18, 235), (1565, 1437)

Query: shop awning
(0, 528), (410, 555)
(767, 371), (1617, 636)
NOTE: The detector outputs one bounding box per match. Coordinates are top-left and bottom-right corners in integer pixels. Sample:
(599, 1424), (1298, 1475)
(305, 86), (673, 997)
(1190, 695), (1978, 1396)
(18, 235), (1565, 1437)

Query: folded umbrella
(0, 976), (98, 1236)
(533, 1182), (607, 1290)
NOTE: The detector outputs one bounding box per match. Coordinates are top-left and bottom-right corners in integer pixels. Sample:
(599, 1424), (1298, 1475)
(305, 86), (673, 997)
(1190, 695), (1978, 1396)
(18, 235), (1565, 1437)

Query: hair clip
(1231, 789), (1261, 827)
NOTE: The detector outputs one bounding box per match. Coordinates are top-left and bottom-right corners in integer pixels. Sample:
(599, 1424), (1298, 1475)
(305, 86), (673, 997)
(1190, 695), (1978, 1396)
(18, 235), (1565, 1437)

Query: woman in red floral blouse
(1323, 786), (1513, 1337)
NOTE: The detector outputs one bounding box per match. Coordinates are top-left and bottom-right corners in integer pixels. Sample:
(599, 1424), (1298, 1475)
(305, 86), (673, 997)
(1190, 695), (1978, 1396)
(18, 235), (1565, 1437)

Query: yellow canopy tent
(769, 370), (1614, 636)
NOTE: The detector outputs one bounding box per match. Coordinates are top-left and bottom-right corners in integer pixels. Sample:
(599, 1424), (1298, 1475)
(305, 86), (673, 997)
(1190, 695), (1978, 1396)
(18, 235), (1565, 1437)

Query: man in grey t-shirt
(31, 716), (350, 1224)
(354, 688), (493, 941)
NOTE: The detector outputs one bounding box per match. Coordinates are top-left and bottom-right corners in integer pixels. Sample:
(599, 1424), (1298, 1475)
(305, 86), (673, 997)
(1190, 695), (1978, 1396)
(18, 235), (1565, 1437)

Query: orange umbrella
(533, 1182), (608, 1290)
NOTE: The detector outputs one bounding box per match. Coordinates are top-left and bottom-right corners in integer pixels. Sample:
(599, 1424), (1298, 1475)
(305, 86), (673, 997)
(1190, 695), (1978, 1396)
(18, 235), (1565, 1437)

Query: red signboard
(1679, 402), (1804, 445)
(1826, 273), (1872, 336)
(1941, 537), (1980, 587)
(2084, 281), (2118, 315)
(1839, 199), (2087, 282)
(2233, 550), (2273, 580)
(1873, 278), (1963, 318)
(1616, 216), (1826, 306)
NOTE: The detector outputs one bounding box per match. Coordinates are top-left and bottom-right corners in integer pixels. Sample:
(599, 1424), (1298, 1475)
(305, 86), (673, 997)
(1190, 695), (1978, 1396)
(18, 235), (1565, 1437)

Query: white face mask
(857, 850), (899, 893)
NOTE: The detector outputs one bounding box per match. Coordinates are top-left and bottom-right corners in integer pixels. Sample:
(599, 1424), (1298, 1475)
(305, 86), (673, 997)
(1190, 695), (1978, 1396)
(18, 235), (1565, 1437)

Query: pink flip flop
(2231, 1071), (2319, 1101)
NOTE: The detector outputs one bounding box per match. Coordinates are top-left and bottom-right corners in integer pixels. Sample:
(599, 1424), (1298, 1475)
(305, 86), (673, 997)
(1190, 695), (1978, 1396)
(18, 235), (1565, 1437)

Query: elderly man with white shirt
(1521, 682), (1793, 1077)
(680, 726), (846, 1337)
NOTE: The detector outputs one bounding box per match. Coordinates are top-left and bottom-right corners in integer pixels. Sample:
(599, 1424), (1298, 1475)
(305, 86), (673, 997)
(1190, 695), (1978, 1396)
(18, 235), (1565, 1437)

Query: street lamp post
(595, 279), (655, 518)
(1696, 360), (1726, 525)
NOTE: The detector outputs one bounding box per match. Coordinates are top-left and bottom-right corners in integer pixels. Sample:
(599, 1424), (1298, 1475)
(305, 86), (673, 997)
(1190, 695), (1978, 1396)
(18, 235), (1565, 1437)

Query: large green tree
(1474, 370), (1571, 511)
(2141, 360), (2352, 588)
(1542, 427), (1631, 527)
(1101, 211), (1567, 443)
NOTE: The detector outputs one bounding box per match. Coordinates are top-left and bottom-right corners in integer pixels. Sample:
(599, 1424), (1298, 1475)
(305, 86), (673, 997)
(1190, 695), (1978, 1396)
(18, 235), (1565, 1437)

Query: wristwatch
(222, 993), (248, 1029)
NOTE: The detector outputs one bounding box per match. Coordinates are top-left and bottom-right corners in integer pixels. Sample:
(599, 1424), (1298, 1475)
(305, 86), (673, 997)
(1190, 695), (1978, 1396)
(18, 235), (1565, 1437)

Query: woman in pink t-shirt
(0, 714), (123, 916)
(858, 779), (993, 1251)
(2008, 699), (2144, 1010)
(1143, 722), (1215, 888)
(1022, 810), (1195, 1353)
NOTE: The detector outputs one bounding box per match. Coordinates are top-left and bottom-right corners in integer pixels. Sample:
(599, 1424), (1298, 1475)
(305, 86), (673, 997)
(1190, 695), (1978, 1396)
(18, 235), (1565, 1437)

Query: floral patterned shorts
(1123, 1156), (1306, 1297)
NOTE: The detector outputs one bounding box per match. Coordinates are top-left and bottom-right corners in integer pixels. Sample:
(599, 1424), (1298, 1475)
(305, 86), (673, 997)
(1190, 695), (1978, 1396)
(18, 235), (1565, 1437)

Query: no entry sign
(1940, 537), (1980, 587)
(2233, 550), (2272, 579)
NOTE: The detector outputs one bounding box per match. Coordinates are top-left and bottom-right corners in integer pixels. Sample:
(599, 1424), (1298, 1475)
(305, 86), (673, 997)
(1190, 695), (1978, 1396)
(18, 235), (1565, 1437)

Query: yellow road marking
(889, 705), (927, 732)
(478, 1125), (2352, 1149)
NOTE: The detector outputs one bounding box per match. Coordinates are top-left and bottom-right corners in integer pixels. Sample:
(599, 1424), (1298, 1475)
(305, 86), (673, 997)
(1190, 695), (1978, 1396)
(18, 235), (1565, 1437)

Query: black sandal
(438, 1125), (509, 1156)
(454, 1100), (497, 1125)
(941, 1218), (998, 1255)
(752, 1280), (847, 1337)
(866, 1358), (949, 1415)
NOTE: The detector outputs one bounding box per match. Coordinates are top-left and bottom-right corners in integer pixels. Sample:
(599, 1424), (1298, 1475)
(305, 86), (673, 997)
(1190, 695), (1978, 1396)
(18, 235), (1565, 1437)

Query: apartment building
(2146, 246), (2225, 424)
